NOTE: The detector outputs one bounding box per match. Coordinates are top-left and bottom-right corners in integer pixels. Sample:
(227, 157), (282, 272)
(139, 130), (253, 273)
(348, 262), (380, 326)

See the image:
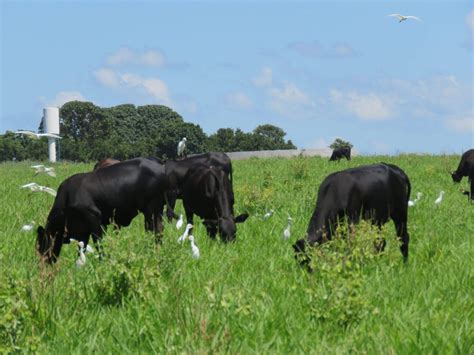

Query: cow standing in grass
(180, 165), (248, 242)
(329, 147), (351, 162)
(451, 149), (474, 201)
(165, 152), (233, 221)
(293, 163), (411, 265)
(37, 157), (171, 264)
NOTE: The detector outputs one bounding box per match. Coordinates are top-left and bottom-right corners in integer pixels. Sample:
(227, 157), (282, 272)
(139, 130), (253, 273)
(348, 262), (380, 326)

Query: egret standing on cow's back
(177, 137), (187, 157)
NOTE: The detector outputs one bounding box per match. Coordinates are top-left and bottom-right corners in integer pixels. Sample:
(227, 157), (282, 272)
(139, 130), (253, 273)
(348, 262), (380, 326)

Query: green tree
(329, 138), (353, 150)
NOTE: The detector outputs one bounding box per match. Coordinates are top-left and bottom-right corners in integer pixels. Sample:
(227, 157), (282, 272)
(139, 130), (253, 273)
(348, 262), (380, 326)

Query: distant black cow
(93, 158), (120, 171)
(329, 147), (351, 161)
(451, 149), (474, 201)
(181, 165), (248, 242)
(165, 152), (233, 220)
(37, 157), (170, 264)
(293, 163), (411, 265)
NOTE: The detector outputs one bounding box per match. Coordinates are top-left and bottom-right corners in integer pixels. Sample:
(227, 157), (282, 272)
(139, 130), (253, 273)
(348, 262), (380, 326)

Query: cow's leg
(83, 209), (104, 259)
(166, 192), (178, 222)
(392, 214), (409, 262)
(144, 198), (165, 244)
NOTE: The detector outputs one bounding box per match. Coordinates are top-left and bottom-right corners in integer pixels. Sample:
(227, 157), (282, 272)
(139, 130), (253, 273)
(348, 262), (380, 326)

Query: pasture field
(0, 155), (473, 353)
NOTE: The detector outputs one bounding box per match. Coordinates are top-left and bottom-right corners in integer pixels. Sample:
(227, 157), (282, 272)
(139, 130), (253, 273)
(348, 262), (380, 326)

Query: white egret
(31, 164), (56, 177)
(388, 14), (421, 22)
(282, 216), (293, 240)
(408, 200), (415, 207)
(188, 235), (200, 259)
(177, 223), (193, 244)
(15, 131), (62, 139)
(176, 214), (184, 229)
(21, 223), (35, 232)
(263, 210), (274, 219)
(177, 137), (187, 157)
(21, 182), (57, 197)
(76, 241), (86, 267)
(434, 191), (445, 206)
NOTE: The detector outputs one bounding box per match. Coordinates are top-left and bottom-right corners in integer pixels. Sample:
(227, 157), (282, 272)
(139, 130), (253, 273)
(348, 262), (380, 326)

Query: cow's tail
(405, 174), (412, 204)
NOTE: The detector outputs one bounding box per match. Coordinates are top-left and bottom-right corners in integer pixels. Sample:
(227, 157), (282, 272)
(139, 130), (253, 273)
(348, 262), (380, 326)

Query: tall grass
(0, 155), (472, 353)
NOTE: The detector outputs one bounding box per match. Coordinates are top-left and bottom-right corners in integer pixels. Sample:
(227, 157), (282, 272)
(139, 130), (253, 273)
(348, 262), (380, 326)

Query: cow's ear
(234, 213), (249, 223)
(204, 175), (218, 199)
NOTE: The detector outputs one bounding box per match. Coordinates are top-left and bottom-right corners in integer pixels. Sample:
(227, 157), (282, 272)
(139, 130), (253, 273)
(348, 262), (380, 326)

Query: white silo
(43, 107), (60, 162)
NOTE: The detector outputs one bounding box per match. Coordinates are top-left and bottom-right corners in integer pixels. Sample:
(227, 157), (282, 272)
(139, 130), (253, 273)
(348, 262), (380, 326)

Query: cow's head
(204, 169), (249, 242)
(218, 213), (249, 242)
(36, 225), (61, 264)
(451, 171), (462, 183)
(292, 238), (312, 270)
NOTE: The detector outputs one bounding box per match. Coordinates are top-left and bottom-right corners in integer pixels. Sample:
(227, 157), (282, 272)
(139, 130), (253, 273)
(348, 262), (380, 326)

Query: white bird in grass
(177, 137), (187, 157)
(177, 223), (193, 244)
(263, 210), (274, 220)
(176, 214), (184, 229)
(21, 182), (57, 196)
(31, 164), (56, 177)
(76, 241), (86, 267)
(388, 14), (422, 23)
(408, 192), (423, 207)
(434, 191), (445, 206)
(188, 235), (200, 259)
(21, 222), (35, 232)
(15, 131), (62, 140)
(282, 216), (293, 240)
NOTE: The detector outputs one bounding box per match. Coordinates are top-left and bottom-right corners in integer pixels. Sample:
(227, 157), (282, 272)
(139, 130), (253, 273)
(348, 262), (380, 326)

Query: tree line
(0, 101), (296, 162)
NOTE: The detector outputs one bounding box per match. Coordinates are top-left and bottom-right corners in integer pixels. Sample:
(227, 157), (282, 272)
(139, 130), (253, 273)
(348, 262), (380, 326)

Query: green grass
(1, 155), (473, 353)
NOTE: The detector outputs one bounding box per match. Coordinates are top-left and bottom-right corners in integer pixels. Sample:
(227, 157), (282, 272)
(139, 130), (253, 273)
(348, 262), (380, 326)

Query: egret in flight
(15, 131), (62, 139)
(388, 14), (421, 23)
(21, 182), (57, 196)
(31, 165), (56, 177)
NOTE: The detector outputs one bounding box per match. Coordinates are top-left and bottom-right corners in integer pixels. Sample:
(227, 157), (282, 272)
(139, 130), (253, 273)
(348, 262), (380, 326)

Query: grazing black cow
(36, 157), (170, 264)
(293, 163), (411, 265)
(93, 158), (120, 171)
(451, 149), (474, 201)
(181, 165), (248, 242)
(329, 147), (351, 161)
(165, 152), (233, 220)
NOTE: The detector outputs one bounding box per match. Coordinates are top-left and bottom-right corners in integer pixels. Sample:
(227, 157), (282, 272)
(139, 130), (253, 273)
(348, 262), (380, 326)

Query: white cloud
(94, 66), (173, 106)
(46, 91), (86, 107)
(267, 82), (315, 118)
(330, 89), (394, 120)
(252, 67), (273, 87)
(225, 92), (253, 110)
(94, 68), (120, 88)
(121, 73), (172, 106)
(445, 113), (474, 133)
(107, 47), (166, 67)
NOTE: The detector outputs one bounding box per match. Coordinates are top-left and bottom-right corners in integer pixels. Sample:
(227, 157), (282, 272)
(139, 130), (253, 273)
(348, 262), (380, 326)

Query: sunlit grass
(0, 155), (472, 353)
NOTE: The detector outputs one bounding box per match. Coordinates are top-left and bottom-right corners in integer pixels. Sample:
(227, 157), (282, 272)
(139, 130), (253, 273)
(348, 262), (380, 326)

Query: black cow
(451, 149), (474, 201)
(293, 163), (411, 265)
(36, 157), (170, 264)
(165, 152), (233, 220)
(329, 147), (351, 161)
(181, 165), (248, 242)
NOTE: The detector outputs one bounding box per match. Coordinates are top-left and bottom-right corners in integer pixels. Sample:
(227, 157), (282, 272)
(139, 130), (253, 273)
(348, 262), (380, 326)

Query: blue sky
(1, 0), (473, 154)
